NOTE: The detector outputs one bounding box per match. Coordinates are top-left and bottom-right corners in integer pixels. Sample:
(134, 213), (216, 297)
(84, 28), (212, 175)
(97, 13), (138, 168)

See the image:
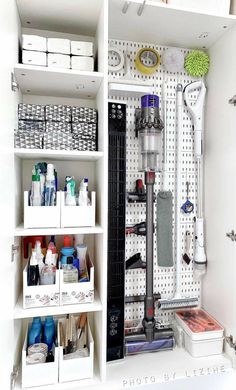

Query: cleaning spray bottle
(65, 176), (76, 206)
(30, 166), (41, 206)
(27, 250), (39, 286)
(34, 240), (45, 272)
(40, 249), (56, 285)
(78, 178), (90, 206)
(45, 164), (56, 206)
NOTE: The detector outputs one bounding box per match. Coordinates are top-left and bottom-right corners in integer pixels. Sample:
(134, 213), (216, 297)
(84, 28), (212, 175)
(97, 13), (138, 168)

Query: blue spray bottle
(43, 316), (55, 351)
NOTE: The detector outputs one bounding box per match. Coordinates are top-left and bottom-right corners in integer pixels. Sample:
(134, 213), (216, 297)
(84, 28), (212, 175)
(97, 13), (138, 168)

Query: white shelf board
(109, 81), (153, 97)
(14, 224), (103, 237)
(16, 0), (103, 36)
(14, 149), (104, 162)
(109, 0), (236, 49)
(14, 64), (103, 98)
(106, 347), (233, 389)
(14, 291), (102, 319)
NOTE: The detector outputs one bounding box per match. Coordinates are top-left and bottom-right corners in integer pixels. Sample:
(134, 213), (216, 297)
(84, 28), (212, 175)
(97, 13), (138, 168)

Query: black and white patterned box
(72, 107), (97, 123)
(45, 105), (71, 122)
(18, 120), (46, 133)
(43, 131), (73, 149)
(72, 136), (96, 151)
(72, 123), (97, 138)
(18, 104), (45, 121)
(14, 130), (43, 149)
(46, 122), (72, 133)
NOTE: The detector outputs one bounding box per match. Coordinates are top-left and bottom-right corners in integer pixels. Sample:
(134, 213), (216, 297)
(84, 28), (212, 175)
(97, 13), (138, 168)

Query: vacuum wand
(143, 171), (155, 342)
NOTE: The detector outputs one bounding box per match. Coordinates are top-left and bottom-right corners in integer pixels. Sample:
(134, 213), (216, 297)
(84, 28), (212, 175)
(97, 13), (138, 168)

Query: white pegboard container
(59, 255), (94, 305)
(24, 191), (61, 229)
(21, 323), (59, 388)
(60, 191), (95, 228)
(23, 262), (60, 309)
(58, 317), (94, 383)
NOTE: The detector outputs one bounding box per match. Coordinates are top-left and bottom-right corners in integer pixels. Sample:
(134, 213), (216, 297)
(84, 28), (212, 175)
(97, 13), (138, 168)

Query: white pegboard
(108, 38), (202, 324)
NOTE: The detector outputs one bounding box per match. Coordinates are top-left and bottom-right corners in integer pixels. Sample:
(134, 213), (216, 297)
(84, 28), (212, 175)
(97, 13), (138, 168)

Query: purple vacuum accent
(125, 337), (174, 355)
(141, 95), (159, 108)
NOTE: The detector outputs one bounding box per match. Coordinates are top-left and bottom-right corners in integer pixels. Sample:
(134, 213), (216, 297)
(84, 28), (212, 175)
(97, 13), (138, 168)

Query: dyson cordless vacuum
(125, 95), (174, 355)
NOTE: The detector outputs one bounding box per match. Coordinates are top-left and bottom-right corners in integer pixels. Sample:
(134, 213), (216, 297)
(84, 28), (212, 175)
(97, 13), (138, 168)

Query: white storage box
(47, 38), (70, 54)
(48, 53), (71, 69)
(23, 262), (60, 309)
(71, 56), (94, 72)
(175, 309), (224, 357)
(24, 191), (61, 229)
(60, 255), (94, 305)
(21, 323), (59, 388)
(167, 0), (230, 15)
(183, 332), (224, 357)
(22, 50), (47, 67)
(22, 35), (47, 52)
(71, 41), (93, 56)
(58, 317), (94, 382)
(60, 191), (95, 228)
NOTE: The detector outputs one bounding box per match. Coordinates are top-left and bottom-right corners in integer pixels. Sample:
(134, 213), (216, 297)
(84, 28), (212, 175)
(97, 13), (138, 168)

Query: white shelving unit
(14, 292), (102, 319)
(14, 65), (104, 98)
(1, 0), (236, 389)
(14, 149), (104, 161)
(14, 224), (104, 237)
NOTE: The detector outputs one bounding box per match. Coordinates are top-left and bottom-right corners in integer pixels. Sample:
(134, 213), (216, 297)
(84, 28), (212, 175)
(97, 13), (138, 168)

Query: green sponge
(184, 50), (210, 77)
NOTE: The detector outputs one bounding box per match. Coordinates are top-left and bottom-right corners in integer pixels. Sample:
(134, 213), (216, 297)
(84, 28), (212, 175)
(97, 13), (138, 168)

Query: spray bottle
(30, 166), (41, 206)
(78, 178), (90, 206)
(45, 164), (56, 206)
(34, 240), (45, 272)
(27, 250), (40, 286)
(40, 249), (56, 285)
(65, 176), (76, 206)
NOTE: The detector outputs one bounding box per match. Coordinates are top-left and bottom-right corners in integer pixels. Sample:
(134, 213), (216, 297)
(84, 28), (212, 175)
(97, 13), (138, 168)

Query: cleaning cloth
(156, 191), (173, 267)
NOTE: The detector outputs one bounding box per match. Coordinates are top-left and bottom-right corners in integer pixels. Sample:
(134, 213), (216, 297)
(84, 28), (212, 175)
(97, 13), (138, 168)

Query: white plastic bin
(60, 191), (95, 228)
(167, 0), (230, 15)
(183, 332), (224, 357)
(24, 191), (61, 228)
(175, 309), (224, 357)
(60, 255), (94, 305)
(21, 323), (59, 388)
(23, 262), (60, 309)
(58, 317), (94, 382)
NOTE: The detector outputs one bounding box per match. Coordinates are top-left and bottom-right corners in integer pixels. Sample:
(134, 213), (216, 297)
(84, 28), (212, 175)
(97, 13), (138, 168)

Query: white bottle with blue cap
(78, 178), (90, 206)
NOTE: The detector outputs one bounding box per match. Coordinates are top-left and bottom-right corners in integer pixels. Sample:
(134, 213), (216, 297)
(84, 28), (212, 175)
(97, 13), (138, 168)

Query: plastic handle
(184, 81), (203, 110)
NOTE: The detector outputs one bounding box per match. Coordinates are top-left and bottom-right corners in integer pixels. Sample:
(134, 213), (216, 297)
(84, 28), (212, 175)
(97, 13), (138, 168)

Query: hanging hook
(122, 1), (131, 14)
(137, 0), (146, 16)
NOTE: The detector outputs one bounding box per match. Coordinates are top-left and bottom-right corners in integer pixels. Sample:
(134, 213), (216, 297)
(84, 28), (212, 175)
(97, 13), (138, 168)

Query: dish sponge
(184, 50), (210, 77)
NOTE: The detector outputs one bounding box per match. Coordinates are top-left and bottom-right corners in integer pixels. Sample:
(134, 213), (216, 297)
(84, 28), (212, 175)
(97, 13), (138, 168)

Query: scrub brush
(184, 50), (210, 77)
